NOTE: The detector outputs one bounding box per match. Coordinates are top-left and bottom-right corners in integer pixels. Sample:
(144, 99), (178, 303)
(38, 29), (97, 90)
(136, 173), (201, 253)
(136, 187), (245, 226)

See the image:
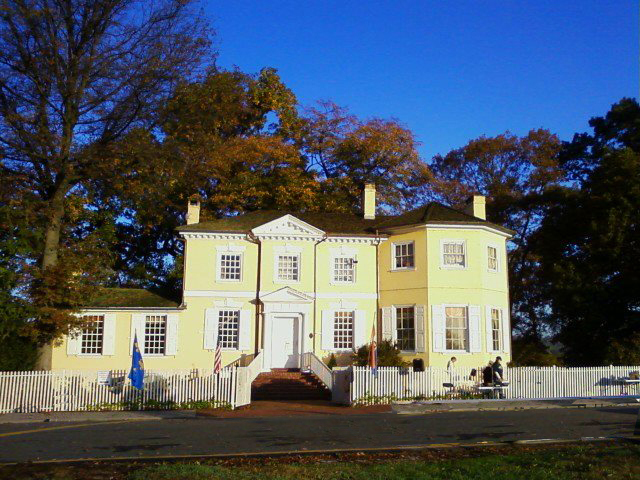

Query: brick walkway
(197, 400), (391, 418)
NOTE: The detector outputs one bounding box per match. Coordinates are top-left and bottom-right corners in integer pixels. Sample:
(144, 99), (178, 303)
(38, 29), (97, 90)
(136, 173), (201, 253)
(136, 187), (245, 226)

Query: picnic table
(620, 378), (640, 396)
(475, 383), (509, 399)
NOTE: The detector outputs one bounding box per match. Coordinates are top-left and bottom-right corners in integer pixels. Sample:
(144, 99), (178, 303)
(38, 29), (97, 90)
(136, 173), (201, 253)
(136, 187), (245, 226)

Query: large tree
(0, 0), (212, 342)
(535, 99), (640, 365)
(297, 101), (434, 213)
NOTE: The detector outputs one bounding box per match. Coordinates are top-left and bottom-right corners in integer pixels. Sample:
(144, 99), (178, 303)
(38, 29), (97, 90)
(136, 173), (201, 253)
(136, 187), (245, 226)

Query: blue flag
(128, 332), (145, 389)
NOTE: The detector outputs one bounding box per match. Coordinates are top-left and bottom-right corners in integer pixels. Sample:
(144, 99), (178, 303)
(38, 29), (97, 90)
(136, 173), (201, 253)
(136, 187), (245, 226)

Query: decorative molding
(212, 298), (243, 308)
(252, 214), (324, 239)
(425, 224), (512, 239)
(184, 290), (378, 300)
(260, 286), (314, 303)
(181, 232), (248, 240)
(215, 243), (247, 252)
(274, 245), (303, 254)
(330, 300), (358, 310)
(325, 236), (386, 244)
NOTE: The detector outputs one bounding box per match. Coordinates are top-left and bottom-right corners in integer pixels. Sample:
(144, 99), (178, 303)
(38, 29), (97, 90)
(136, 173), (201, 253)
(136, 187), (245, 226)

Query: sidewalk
(393, 396), (640, 415)
(198, 400), (391, 418)
(0, 410), (196, 424)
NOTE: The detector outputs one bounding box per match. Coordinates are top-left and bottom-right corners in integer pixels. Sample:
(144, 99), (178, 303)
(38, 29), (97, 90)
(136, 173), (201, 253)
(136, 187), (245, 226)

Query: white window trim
(331, 309), (356, 352)
(142, 314), (168, 357)
(488, 305), (502, 352)
(390, 241), (416, 272)
(440, 240), (467, 270)
(443, 303), (470, 353)
(216, 251), (243, 283)
(487, 243), (500, 273)
(392, 304), (417, 353)
(217, 308), (241, 351)
(330, 255), (357, 285)
(274, 253), (302, 284)
(77, 314), (105, 357)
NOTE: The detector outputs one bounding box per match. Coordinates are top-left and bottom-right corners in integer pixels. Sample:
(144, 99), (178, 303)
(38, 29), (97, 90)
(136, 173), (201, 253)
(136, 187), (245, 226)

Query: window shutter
(165, 314), (179, 355)
(204, 308), (218, 350)
(469, 305), (481, 353)
(381, 307), (393, 341)
(415, 305), (425, 353)
(485, 306), (494, 352)
(321, 310), (334, 350)
(66, 330), (81, 355)
(502, 308), (511, 354)
(353, 310), (366, 349)
(102, 313), (116, 356)
(432, 305), (446, 352)
(238, 309), (251, 351)
(131, 314), (146, 355)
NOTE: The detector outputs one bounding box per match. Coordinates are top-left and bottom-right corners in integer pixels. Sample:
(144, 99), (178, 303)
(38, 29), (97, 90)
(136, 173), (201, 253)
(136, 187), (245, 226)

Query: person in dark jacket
(482, 361), (494, 386)
(492, 356), (506, 398)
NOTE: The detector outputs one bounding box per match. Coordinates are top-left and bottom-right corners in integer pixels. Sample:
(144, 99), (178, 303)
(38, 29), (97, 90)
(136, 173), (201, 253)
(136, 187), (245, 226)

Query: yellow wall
(379, 226), (511, 369)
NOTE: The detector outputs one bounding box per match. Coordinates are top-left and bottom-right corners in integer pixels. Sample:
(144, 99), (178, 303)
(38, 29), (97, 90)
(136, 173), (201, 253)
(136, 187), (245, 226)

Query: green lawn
(124, 443), (640, 480)
(4, 442), (640, 479)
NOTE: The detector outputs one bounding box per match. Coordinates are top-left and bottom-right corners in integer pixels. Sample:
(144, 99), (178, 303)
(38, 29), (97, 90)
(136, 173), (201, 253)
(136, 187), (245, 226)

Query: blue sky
(205, 1), (638, 159)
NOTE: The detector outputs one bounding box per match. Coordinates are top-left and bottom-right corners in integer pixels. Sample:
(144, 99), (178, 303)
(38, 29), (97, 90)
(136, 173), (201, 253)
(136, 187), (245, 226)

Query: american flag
(368, 324), (377, 374)
(214, 340), (222, 374)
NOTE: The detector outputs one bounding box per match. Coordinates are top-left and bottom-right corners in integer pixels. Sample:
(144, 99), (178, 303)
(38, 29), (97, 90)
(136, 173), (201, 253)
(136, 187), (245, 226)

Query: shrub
(352, 340), (408, 367)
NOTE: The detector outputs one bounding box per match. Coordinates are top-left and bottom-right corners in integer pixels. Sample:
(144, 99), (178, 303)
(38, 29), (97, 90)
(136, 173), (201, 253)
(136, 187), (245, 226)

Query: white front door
(270, 316), (299, 368)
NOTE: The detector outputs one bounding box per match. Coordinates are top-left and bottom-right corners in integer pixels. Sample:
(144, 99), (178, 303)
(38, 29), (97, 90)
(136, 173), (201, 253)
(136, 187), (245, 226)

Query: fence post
(553, 365), (558, 398)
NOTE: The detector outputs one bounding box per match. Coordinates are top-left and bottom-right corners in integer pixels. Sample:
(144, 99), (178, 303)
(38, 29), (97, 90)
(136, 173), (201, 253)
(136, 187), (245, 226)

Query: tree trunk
(41, 180), (70, 269)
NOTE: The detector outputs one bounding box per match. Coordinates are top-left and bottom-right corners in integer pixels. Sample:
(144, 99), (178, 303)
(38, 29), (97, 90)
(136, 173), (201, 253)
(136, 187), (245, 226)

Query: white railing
(350, 365), (640, 405)
(234, 352), (263, 407)
(301, 352), (333, 390)
(0, 368), (238, 413)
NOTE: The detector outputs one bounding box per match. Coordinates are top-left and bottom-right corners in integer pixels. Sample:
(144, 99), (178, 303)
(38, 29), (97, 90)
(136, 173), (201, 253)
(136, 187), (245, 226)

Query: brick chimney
(464, 195), (486, 220)
(186, 195), (201, 225)
(363, 184), (376, 219)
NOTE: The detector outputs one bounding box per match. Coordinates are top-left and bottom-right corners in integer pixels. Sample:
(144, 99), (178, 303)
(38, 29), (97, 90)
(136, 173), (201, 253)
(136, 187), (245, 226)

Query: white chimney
(186, 195), (201, 225)
(363, 184), (376, 219)
(464, 195), (486, 220)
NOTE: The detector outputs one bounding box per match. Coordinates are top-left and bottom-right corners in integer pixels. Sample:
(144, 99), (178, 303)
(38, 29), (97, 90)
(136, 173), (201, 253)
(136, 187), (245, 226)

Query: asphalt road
(0, 406), (638, 463)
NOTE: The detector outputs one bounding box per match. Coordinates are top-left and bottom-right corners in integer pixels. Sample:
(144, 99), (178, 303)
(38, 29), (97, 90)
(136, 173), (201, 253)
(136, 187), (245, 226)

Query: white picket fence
(0, 368), (239, 413)
(350, 365), (640, 405)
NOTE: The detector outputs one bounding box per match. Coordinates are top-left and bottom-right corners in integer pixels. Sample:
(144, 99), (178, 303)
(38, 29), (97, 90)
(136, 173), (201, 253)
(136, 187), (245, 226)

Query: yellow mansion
(40, 186), (513, 372)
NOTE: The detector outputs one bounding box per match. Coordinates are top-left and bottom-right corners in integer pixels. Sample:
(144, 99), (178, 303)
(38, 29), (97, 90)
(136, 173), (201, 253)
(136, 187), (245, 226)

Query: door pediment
(259, 287), (313, 303)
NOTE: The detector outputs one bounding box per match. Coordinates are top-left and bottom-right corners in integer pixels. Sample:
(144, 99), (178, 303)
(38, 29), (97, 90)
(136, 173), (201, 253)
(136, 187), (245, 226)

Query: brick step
(251, 369), (330, 401)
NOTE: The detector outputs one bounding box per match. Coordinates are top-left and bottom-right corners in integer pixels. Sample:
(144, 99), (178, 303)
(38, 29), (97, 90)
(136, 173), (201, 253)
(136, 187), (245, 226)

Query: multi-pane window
(144, 315), (167, 355)
(445, 307), (468, 351)
(394, 242), (415, 269)
(277, 255), (299, 281)
(491, 308), (502, 351)
(443, 241), (466, 267)
(80, 315), (104, 354)
(219, 253), (242, 280)
(333, 257), (355, 283)
(333, 311), (354, 349)
(488, 246), (498, 272)
(218, 310), (240, 349)
(395, 306), (415, 351)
